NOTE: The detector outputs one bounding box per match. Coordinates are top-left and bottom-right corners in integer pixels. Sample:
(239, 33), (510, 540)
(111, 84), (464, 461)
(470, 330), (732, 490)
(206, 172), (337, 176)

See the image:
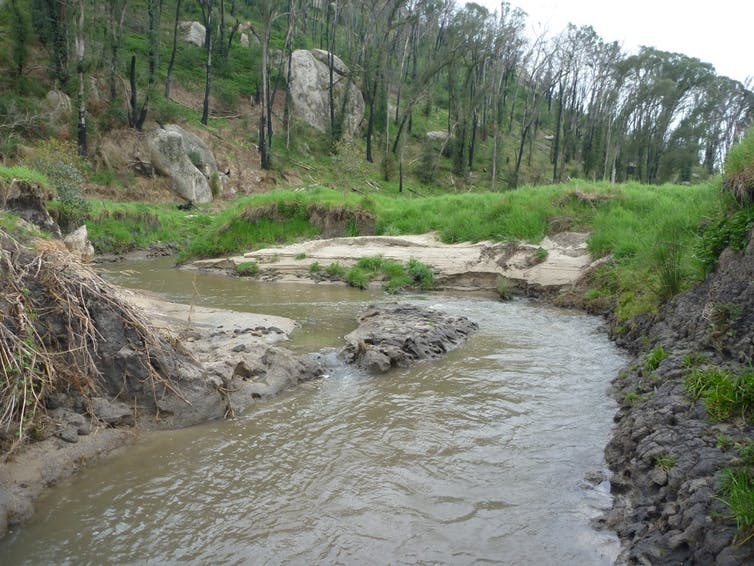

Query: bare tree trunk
(165, 0), (182, 99)
(75, 0), (86, 157)
(201, 0), (214, 125)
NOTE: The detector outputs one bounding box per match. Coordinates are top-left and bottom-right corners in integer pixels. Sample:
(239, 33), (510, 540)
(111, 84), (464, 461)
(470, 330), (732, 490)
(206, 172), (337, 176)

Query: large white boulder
(179, 21), (206, 47)
(288, 49), (364, 137)
(147, 124), (218, 203)
(64, 225), (95, 261)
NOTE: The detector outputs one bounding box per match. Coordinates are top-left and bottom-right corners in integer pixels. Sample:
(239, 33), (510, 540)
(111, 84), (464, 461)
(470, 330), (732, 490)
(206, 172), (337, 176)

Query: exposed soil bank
(604, 239), (754, 564)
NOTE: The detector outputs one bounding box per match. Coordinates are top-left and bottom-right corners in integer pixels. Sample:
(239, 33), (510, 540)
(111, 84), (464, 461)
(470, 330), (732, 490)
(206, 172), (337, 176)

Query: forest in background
(0, 0), (753, 190)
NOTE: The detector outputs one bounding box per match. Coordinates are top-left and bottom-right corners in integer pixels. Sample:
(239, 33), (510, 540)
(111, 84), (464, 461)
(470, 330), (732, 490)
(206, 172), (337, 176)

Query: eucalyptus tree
(198, 0), (214, 125)
(615, 48), (716, 183)
(509, 33), (559, 187)
(165, 0), (183, 99)
(74, 0), (86, 156)
(104, 0), (128, 102)
(248, 0), (287, 169)
(488, 2), (526, 190)
(29, 0), (70, 88)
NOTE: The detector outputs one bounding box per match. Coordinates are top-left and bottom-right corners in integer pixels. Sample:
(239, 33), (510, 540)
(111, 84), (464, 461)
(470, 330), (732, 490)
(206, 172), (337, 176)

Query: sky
(476, 0), (752, 84)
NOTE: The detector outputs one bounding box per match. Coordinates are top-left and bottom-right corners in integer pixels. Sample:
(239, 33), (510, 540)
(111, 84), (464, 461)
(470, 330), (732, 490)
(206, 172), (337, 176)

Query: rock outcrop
(63, 225), (94, 261)
(178, 21), (206, 47)
(605, 232), (754, 564)
(288, 49), (364, 137)
(340, 302), (478, 373)
(147, 124), (219, 203)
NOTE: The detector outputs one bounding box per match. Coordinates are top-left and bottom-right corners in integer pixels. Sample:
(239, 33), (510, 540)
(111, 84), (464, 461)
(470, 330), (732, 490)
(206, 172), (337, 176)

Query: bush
(345, 267), (370, 289)
(644, 345), (669, 371)
(720, 468), (754, 543)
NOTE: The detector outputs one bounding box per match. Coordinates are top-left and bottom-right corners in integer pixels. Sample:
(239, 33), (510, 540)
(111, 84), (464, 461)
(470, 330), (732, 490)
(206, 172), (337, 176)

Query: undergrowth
(684, 366), (754, 422)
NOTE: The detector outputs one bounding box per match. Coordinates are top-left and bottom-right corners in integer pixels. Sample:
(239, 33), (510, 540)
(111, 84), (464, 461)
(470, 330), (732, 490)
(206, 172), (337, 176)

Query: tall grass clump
(684, 366), (754, 421)
(723, 128), (754, 204)
(720, 468), (754, 544)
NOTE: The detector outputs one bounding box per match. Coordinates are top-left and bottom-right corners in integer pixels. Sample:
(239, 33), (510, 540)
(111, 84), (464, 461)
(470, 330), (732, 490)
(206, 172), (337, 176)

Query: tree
(198, 0), (214, 125)
(165, 0), (183, 99)
(75, 0), (86, 156)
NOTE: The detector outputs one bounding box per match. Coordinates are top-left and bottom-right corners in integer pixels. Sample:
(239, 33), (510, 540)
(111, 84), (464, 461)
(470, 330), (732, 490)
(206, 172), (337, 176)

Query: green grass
(236, 261), (259, 276)
(684, 366), (754, 422)
(644, 345), (669, 372)
(0, 165), (50, 187)
(720, 468), (754, 543)
(655, 452), (676, 472)
(85, 202), (213, 254)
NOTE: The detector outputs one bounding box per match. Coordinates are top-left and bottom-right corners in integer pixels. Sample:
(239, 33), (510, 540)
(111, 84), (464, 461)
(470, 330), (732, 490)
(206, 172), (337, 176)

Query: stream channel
(1, 257), (627, 565)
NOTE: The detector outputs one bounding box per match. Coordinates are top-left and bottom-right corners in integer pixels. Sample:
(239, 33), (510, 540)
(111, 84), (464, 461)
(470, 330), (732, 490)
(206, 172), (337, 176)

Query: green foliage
(681, 352), (709, 369)
(85, 202), (212, 254)
(236, 260), (259, 276)
(737, 442), (754, 466)
(0, 165), (49, 187)
(654, 452), (676, 472)
(719, 468), (754, 543)
(325, 262), (346, 277)
(644, 345), (669, 372)
(496, 276), (513, 301)
(308, 261), (320, 273)
(30, 141), (91, 231)
(345, 267), (370, 289)
(723, 128), (754, 204)
(684, 366), (754, 422)
(407, 258), (435, 290)
(209, 171), (221, 198)
(294, 252), (306, 260)
(695, 204), (754, 272)
(534, 247), (548, 262)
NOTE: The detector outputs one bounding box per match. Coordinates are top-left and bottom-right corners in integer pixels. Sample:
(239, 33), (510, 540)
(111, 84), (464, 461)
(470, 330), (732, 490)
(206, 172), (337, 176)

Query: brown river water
(0, 258), (626, 565)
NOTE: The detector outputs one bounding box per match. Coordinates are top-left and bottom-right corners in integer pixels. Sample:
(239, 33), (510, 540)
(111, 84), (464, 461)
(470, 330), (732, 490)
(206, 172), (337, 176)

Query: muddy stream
(1, 258), (626, 565)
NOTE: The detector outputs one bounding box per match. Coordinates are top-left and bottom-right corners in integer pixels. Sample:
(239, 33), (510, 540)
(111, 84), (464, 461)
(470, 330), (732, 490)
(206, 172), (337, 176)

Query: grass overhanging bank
(78, 179), (730, 324)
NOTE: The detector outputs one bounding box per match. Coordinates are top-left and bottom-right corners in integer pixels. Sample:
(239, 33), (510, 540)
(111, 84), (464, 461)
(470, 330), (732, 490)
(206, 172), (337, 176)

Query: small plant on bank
(236, 261), (259, 276)
(407, 259), (435, 290)
(326, 262), (347, 277)
(719, 467), (754, 544)
(655, 452), (677, 472)
(294, 252), (307, 260)
(623, 391), (642, 405)
(716, 434), (734, 450)
(681, 352), (709, 369)
(737, 442), (754, 465)
(496, 276), (513, 301)
(534, 247), (548, 263)
(644, 345), (669, 372)
(309, 261), (321, 273)
(346, 267), (370, 289)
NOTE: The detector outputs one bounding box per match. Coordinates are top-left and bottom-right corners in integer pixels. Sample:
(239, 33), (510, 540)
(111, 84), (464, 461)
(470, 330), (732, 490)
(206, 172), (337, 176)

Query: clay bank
(189, 231), (597, 293)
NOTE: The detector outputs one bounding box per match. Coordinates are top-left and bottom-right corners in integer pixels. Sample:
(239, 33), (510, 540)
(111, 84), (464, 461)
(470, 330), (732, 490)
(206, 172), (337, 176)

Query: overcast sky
(476, 0), (752, 84)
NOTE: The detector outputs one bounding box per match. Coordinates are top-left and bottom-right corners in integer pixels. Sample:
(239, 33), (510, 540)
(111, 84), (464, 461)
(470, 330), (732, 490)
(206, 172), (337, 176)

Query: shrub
(309, 261), (321, 273)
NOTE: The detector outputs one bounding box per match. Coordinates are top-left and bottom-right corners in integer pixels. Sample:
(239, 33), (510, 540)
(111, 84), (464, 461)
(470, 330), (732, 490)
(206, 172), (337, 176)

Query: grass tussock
(684, 366), (754, 422)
